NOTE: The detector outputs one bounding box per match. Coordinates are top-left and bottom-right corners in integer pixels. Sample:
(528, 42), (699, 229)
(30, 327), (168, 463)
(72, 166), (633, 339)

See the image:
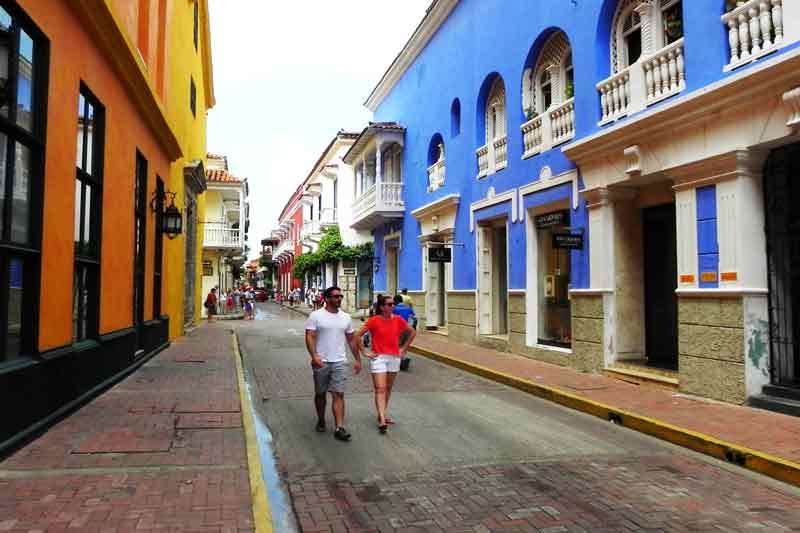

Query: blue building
(350, 0), (800, 410)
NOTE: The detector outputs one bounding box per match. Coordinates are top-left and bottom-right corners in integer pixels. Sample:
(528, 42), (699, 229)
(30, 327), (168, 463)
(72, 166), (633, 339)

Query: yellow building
(162, 0), (216, 338)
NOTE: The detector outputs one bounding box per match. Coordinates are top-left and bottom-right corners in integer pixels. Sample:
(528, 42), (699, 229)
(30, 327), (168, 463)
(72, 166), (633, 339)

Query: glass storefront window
(536, 213), (572, 348)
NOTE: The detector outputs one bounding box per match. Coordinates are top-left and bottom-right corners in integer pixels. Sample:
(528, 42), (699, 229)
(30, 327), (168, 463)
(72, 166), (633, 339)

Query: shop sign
(552, 233), (583, 249)
(428, 247), (452, 263)
(534, 210), (569, 228)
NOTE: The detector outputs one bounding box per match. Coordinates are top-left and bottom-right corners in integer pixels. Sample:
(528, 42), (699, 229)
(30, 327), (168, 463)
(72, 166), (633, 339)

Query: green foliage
(291, 227), (374, 280)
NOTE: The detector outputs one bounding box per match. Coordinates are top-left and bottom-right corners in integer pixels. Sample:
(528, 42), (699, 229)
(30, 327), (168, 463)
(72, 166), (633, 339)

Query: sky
(207, 0), (432, 260)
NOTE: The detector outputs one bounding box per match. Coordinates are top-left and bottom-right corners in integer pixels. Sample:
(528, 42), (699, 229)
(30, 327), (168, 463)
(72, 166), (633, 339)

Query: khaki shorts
(313, 361), (348, 394)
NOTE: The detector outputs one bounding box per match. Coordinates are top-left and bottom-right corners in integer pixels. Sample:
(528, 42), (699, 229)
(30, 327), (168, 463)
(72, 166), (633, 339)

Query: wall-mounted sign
(552, 233), (583, 249)
(428, 247), (452, 263)
(700, 271), (718, 283)
(535, 210), (569, 229)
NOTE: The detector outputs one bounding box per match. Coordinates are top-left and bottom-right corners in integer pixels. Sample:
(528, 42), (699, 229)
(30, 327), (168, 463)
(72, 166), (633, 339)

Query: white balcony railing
(522, 98), (576, 158)
(352, 181), (404, 225)
(204, 222), (241, 248)
(597, 38), (689, 126)
(476, 145), (489, 178)
(598, 67), (632, 125)
(643, 38), (685, 105)
(493, 136), (508, 170)
(723, 0), (784, 71)
(320, 207), (337, 226)
(427, 159), (445, 191)
(549, 98), (576, 147)
(301, 220), (321, 241)
(521, 115), (544, 157)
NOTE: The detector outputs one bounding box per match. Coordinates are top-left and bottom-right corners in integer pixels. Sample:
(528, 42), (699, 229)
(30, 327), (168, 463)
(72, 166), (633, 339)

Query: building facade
(0, 0), (215, 451)
(361, 0), (800, 409)
(201, 153), (248, 309)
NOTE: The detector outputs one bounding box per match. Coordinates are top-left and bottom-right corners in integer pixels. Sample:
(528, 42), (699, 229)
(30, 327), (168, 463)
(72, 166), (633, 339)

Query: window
(0, 4), (47, 362)
(450, 98), (461, 137)
(485, 77), (506, 144)
(611, 0), (683, 73)
(523, 31), (573, 118)
(189, 76), (196, 117)
(133, 151), (147, 342)
(193, 0), (199, 51)
(333, 179), (337, 209)
(153, 176), (163, 317)
(73, 86), (104, 342)
(203, 260), (213, 276)
(535, 210), (572, 349)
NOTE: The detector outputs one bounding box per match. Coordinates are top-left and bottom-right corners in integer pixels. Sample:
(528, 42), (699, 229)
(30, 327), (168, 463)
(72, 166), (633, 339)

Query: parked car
(253, 289), (268, 302)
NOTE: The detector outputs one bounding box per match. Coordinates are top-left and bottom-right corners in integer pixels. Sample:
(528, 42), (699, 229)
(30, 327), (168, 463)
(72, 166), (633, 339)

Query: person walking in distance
(400, 288), (414, 309)
(305, 286), (362, 442)
(204, 287), (218, 321)
(356, 295), (417, 434)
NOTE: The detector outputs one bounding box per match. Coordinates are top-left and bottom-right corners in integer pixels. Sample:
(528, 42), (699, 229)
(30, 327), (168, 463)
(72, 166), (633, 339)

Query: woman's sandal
(378, 424), (388, 434)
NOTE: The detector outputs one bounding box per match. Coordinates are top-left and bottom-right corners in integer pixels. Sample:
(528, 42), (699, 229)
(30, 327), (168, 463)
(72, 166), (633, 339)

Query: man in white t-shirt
(305, 286), (362, 442)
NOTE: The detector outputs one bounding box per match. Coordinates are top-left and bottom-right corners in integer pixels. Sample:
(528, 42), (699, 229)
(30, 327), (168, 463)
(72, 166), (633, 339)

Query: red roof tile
(205, 168), (242, 182)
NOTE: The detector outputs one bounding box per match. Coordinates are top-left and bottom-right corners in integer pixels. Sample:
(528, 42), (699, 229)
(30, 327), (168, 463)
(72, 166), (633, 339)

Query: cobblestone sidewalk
(0, 323), (254, 532)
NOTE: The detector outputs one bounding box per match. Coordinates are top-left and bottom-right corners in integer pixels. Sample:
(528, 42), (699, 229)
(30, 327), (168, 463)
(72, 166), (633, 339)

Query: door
(478, 226), (493, 334)
(426, 244), (441, 328)
(643, 204), (678, 369)
(386, 246), (398, 295)
(764, 143), (800, 387)
(493, 225), (508, 335)
(133, 152), (148, 353)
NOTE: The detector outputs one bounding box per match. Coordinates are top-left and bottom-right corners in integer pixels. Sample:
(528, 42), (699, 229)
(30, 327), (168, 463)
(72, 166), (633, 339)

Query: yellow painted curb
(410, 344), (800, 488)
(232, 332), (274, 533)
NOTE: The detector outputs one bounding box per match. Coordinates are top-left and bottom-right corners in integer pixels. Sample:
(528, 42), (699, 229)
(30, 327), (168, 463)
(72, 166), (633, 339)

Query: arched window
(427, 134), (445, 191)
(485, 77), (506, 145)
(450, 98), (461, 137)
(611, 0), (683, 73)
(522, 30), (572, 119)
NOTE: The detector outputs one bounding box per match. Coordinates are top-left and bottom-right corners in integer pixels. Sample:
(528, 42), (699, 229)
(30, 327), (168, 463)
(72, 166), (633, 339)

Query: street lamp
(151, 189), (183, 238)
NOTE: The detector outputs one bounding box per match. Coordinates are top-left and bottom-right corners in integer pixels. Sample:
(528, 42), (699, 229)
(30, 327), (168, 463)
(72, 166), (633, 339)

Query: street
(235, 303), (800, 533)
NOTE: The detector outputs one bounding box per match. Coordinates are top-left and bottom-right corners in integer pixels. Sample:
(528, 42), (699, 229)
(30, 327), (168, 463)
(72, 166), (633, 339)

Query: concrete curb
(409, 343), (800, 488)
(231, 332), (274, 533)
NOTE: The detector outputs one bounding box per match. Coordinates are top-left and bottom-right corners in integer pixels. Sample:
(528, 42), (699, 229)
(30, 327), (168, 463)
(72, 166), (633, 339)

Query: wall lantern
(151, 190), (183, 238)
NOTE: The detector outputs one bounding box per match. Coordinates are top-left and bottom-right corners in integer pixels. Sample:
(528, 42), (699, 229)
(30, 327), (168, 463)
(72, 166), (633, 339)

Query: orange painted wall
(20, 0), (172, 350)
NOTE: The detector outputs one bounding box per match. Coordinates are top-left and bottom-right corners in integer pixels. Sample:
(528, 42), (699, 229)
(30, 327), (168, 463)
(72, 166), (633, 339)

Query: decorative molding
(364, 0), (459, 111)
(469, 188), (518, 232)
(675, 288), (768, 298)
(783, 86), (800, 129)
(519, 169), (577, 198)
(623, 145), (642, 176)
(581, 186), (637, 209)
(411, 193), (460, 220)
(569, 288), (614, 295)
(183, 160), (207, 195)
(383, 230), (402, 253)
(539, 165), (553, 181)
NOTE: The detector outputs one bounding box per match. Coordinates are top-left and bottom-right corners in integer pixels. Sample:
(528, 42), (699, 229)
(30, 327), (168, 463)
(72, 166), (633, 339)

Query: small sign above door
(552, 233), (583, 249)
(534, 210), (570, 229)
(428, 247), (452, 263)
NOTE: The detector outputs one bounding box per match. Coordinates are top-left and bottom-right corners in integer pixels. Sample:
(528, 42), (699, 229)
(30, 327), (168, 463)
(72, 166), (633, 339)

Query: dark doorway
(764, 143), (800, 388)
(133, 152), (148, 354)
(643, 204), (678, 369)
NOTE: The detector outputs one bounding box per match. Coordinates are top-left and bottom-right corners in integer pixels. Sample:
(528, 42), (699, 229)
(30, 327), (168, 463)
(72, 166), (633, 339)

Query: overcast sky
(207, 0), (431, 259)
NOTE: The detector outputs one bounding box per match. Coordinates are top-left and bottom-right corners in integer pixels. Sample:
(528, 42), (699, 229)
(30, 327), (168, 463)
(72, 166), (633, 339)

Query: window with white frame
(485, 77), (506, 145)
(381, 144), (402, 183)
(522, 31), (573, 119)
(611, 0), (683, 73)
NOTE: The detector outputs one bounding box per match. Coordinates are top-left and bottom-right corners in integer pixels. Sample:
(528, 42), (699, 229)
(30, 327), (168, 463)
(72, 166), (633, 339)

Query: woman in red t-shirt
(356, 295), (416, 433)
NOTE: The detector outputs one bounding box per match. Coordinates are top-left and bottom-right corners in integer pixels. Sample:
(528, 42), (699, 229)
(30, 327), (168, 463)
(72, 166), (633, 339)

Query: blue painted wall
(369, 0), (793, 293)
(696, 185), (719, 288)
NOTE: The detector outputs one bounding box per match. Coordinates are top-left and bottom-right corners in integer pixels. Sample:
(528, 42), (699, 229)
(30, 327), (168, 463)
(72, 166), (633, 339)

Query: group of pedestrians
(204, 286), (256, 320)
(304, 286), (417, 441)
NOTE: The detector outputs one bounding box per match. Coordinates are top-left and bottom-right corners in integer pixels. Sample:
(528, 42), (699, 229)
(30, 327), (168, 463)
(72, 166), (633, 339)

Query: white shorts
(369, 354), (401, 374)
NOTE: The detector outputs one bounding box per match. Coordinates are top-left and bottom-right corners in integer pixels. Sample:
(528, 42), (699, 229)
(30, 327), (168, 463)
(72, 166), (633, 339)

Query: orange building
(0, 0), (212, 451)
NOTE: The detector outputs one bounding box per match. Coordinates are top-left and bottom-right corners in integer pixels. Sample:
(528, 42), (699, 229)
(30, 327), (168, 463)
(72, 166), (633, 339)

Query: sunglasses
(328, 294), (343, 299)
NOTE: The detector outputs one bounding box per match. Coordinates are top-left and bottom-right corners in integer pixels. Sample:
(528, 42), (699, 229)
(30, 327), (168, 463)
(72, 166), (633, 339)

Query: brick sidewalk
(0, 323), (255, 532)
(412, 333), (800, 466)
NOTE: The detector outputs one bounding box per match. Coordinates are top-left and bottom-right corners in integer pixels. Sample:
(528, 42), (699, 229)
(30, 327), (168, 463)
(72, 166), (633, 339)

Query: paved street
(236, 303), (800, 533)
